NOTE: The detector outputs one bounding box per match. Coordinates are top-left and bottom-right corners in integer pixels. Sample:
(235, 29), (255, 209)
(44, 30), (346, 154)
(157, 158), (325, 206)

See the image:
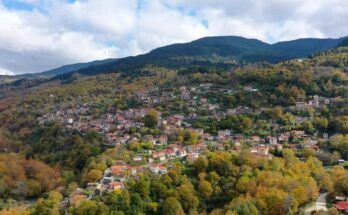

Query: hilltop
(56, 36), (344, 79)
(1, 36), (345, 85)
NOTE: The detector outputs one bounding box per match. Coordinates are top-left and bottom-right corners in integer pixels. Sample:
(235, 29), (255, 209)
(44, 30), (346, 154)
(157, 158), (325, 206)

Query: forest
(0, 47), (348, 215)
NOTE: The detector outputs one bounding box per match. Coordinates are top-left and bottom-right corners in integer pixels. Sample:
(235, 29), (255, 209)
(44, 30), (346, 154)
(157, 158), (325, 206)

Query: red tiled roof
(335, 201), (348, 210)
(111, 166), (127, 174)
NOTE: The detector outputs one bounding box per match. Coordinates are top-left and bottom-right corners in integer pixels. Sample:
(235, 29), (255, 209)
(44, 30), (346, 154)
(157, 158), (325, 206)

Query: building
(296, 102), (307, 109)
(335, 201), (348, 213)
(267, 136), (278, 145)
(186, 153), (199, 162)
(133, 156), (142, 161)
(148, 164), (168, 175)
(108, 181), (124, 191)
(158, 135), (168, 145)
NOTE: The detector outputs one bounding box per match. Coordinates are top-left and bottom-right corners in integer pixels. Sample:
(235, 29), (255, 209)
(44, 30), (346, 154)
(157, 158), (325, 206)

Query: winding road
(304, 193), (328, 215)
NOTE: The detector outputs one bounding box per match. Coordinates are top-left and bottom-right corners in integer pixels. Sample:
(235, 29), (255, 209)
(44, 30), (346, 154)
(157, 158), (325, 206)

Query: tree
(144, 109), (158, 128)
(131, 176), (150, 199)
(30, 191), (62, 215)
(72, 200), (99, 215)
(333, 116), (348, 134)
(177, 182), (199, 212)
(269, 107), (283, 120)
(334, 175), (348, 195)
(198, 180), (213, 199)
(302, 121), (315, 134)
(314, 117), (328, 132)
(330, 134), (348, 159)
(161, 197), (185, 215)
(193, 156), (209, 173)
(86, 170), (103, 182)
(228, 195), (259, 215)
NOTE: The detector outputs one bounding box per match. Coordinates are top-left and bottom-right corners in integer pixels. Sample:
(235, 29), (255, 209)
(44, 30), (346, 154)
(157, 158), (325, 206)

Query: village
(36, 83), (340, 196)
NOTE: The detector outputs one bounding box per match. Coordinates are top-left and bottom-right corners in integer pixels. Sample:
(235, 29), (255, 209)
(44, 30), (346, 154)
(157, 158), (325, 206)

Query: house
(336, 196), (346, 201)
(108, 181), (124, 191)
(200, 97), (208, 105)
(129, 166), (144, 176)
(323, 98), (330, 105)
(278, 132), (290, 142)
(271, 144), (283, 151)
(338, 159), (346, 165)
(243, 86), (258, 92)
(218, 130), (231, 139)
(180, 91), (191, 100)
(152, 151), (166, 161)
(296, 102), (307, 109)
(201, 133), (214, 141)
(250, 145), (270, 155)
(176, 149), (187, 157)
(148, 164), (168, 175)
(144, 135), (157, 145)
(111, 166), (128, 178)
(114, 160), (126, 166)
(251, 136), (261, 143)
(308, 100), (320, 108)
(213, 143), (225, 151)
(267, 136), (278, 145)
(186, 153), (199, 162)
(194, 128), (204, 135)
(133, 156), (143, 162)
(187, 143), (207, 153)
(335, 201), (348, 213)
(291, 130), (305, 137)
(67, 118), (74, 124)
(158, 135), (168, 145)
(189, 113), (198, 119)
(168, 115), (183, 127)
(165, 149), (176, 158)
(200, 83), (213, 89)
(226, 109), (237, 115)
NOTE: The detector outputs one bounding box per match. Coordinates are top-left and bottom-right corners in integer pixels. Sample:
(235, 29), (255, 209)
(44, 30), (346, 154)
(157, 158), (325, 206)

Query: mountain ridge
(54, 36), (344, 80)
(2, 36), (346, 83)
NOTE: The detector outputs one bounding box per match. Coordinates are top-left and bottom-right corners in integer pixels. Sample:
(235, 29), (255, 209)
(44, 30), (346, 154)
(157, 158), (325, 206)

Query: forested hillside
(0, 46), (348, 215)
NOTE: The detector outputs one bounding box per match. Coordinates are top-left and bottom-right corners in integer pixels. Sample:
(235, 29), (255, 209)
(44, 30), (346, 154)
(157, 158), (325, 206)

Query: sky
(0, 0), (348, 75)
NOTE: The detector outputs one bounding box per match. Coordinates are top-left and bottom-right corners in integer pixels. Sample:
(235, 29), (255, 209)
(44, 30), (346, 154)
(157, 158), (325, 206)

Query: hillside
(1, 45), (348, 214)
(53, 36), (344, 80)
(337, 37), (348, 47)
(272, 38), (344, 58)
(1, 36), (345, 85)
(40, 58), (118, 77)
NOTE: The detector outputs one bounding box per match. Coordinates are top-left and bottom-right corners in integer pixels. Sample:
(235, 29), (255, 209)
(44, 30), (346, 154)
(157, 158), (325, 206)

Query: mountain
(1, 36), (345, 84)
(55, 36), (345, 80)
(40, 58), (118, 77)
(0, 58), (118, 85)
(337, 37), (348, 47)
(272, 38), (344, 58)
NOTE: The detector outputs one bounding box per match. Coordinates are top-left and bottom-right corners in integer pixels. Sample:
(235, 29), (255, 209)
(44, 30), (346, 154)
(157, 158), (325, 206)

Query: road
(304, 193), (328, 215)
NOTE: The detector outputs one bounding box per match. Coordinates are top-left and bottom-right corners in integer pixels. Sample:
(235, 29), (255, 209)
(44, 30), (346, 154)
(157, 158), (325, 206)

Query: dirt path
(304, 193), (328, 215)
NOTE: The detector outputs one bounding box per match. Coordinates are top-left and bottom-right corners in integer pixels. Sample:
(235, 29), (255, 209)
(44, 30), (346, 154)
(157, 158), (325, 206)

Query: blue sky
(0, 0), (347, 75)
(3, 0), (34, 10)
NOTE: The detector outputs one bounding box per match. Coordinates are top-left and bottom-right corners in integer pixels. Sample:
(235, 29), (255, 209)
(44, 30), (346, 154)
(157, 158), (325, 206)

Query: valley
(0, 38), (348, 215)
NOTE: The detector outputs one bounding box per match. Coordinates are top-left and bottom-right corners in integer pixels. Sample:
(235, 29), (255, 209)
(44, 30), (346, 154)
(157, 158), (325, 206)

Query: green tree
(198, 180), (213, 199)
(86, 169), (103, 182)
(193, 156), (209, 173)
(144, 109), (158, 128)
(161, 197), (185, 215)
(177, 181), (199, 212)
(72, 200), (98, 215)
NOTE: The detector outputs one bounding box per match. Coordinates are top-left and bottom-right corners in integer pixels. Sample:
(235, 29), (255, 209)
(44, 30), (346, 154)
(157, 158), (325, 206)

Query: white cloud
(0, 67), (14, 76)
(0, 0), (347, 74)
